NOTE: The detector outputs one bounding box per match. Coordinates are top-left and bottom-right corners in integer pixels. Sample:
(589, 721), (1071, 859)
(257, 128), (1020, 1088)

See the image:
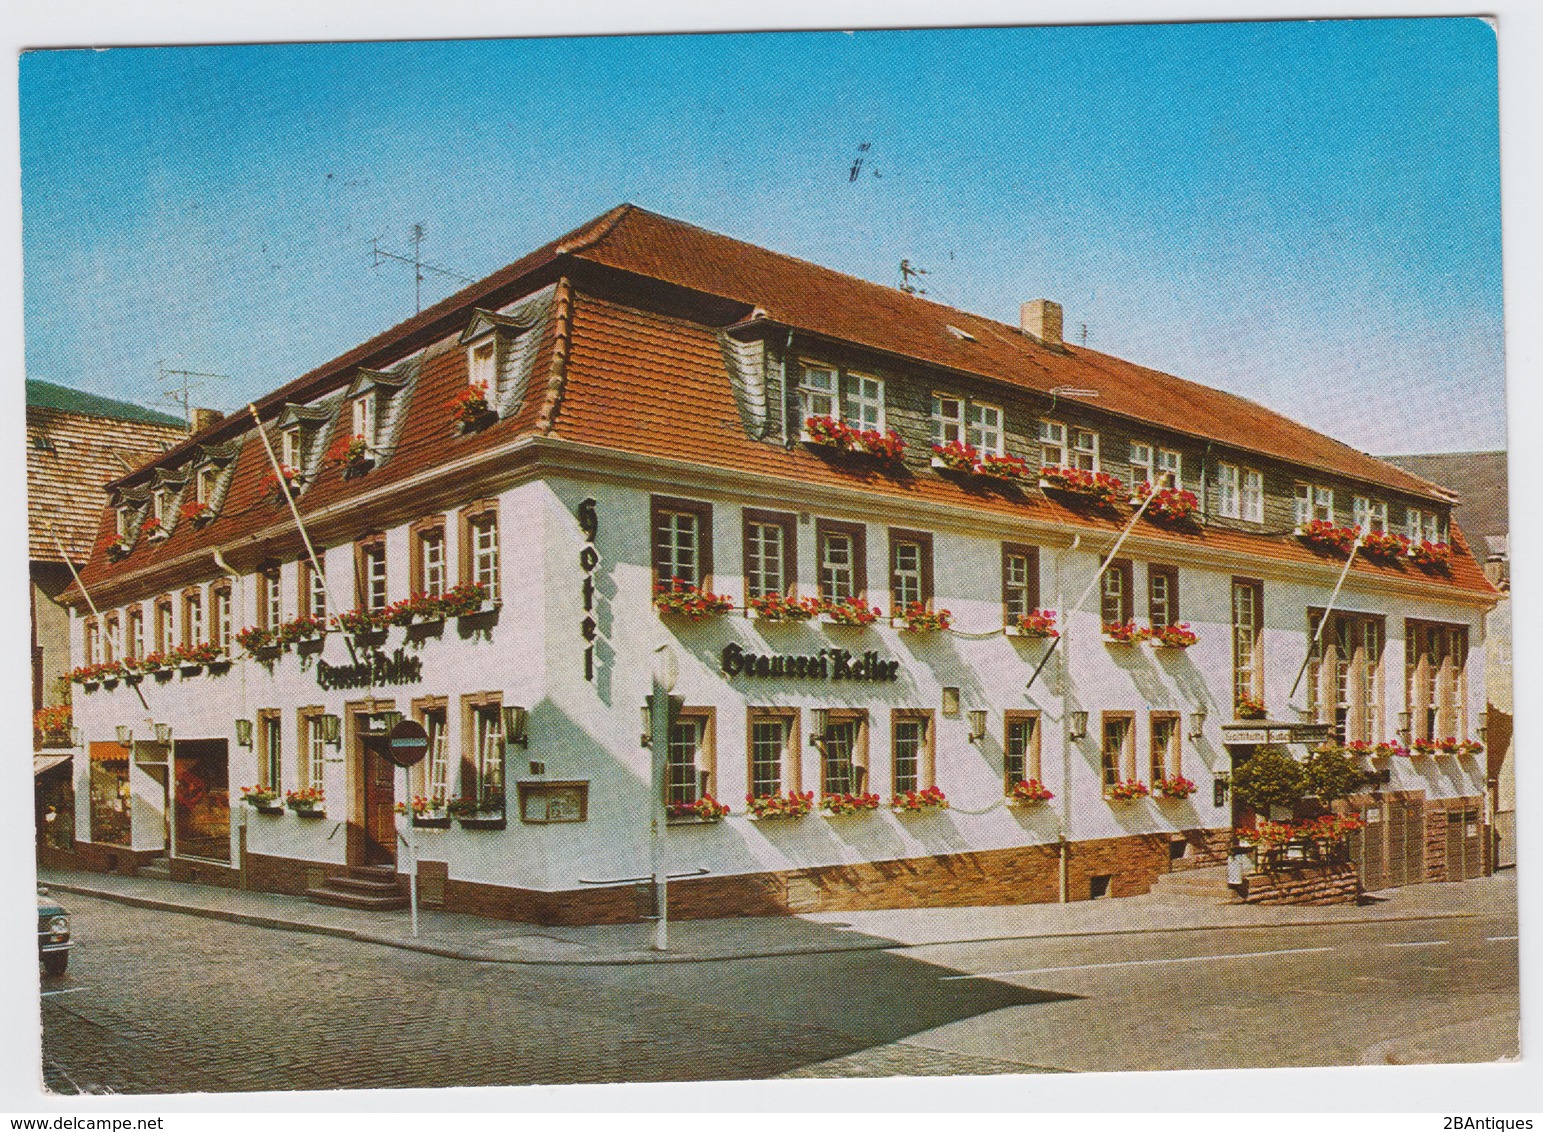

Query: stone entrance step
(1148, 864), (1244, 905)
(305, 865), (408, 911)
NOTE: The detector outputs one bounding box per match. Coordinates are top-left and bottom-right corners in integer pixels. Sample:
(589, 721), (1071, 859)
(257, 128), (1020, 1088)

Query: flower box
(1006, 610), (1059, 639)
(107, 539), (132, 561)
(260, 466), (302, 499)
(1106, 780), (1150, 801)
(327, 433), (372, 475)
(1411, 737), (1440, 756)
(1139, 487), (1202, 525)
(294, 808), (327, 819)
(892, 602), (951, 632)
(892, 786), (948, 812)
(1408, 540), (1452, 570)
(1296, 520), (1357, 554)
(241, 787), (280, 809)
(653, 578), (734, 619)
(1039, 467), (1124, 507)
(822, 597), (882, 627)
(333, 608), (386, 636)
(1373, 741), (1410, 758)
(448, 795), (505, 828)
(286, 787), (326, 816)
(255, 804), (285, 816)
(457, 814), (507, 831)
(412, 815), (452, 829)
(747, 593), (822, 622)
(1009, 779), (1055, 804)
(802, 417), (906, 470)
(1149, 623), (1198, 649)
(437, 581), (494, 618)
(821, 792), (881, 815)
(1154, 775), (1197, 800)
(666, 795), (731, 823)
(1235, 694), (1267, 720)
(746, 791), (815, 819)
(450, 381), (494, 430)
(1359, 530), (1411, 562)
(930, 441), (979, 473)
(1102, 621), (1152, 645)
(976, 452), (1035, 484)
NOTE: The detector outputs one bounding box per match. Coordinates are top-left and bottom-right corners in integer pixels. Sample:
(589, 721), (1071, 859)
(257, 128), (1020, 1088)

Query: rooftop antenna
(898, 259), (929, 296)
(157, 361), (229, 429)
(1080, 323), (1088, 347)
(371, 223), (476, 314)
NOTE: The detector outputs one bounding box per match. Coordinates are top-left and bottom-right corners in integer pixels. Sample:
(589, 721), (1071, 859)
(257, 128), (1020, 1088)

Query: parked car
(37, 887), (72, 976)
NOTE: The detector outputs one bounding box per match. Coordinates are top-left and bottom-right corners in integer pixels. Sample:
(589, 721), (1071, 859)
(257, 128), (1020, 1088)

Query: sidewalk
(38, 865), (1513, 967)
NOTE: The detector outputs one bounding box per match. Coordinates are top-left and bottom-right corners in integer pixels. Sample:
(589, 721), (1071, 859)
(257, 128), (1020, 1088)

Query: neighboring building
(54, 206), (1497, 918)
(1383, 451), (1513, 868)
(26, 380), (187, 851)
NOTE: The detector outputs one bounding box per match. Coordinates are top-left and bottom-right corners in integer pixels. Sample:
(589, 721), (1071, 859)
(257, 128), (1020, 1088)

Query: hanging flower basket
(893, 601), (951, 632)
(1296, 520), (1357, 554)
(1009, 779), (1054, 804)
(1149, 623), (1198, 649)
(1408, 540), (1452, 571)
(747, 791), (815, 819)
(1102, 621), (1152, 645)
(822, 596), (882, 626)
(747, 592), (822, 622)
(976, 452), (1035, 484)
(1006, 610), (1059, 639)
(1140, 487), (1201, 525)
(892, 786), (948, 812)
(1154, 775), (1197, 800)
(821, 792), (881, 815)
(1039, 466), (1124, 507)
(1359, 530), (1411, 562)
(667, 795), (731, 823)
(449, 380), (494, 429)
(930, 440), (979, 472)
(653, 578), (734, 619)
(1236, 694), (1266, 720)
(1107, 779), (1150, 801)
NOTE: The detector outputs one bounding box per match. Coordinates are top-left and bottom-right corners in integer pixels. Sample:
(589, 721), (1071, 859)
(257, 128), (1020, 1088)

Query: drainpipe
(780, 330), (793, 447)
(1058, 533), (1080, 903)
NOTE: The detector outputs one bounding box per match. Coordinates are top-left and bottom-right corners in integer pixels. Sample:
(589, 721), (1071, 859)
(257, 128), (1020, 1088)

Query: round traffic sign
(383, 719), (430, 768)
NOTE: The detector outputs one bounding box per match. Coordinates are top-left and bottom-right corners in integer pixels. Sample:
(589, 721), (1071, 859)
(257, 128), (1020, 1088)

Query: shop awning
(33, 752), (70, 776)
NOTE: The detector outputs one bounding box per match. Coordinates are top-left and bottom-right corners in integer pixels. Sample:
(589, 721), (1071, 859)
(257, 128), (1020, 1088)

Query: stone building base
(1241, 862), (1361, 905)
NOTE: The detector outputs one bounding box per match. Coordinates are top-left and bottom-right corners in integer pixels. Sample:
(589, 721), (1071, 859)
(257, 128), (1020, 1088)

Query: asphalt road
(38, 888), (1517, 1094)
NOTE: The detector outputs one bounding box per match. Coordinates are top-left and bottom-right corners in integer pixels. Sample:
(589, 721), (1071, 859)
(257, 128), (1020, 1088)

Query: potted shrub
(1154, 774), (1197, 800)
(821, 792), (881, 815)
(285, 786), (326, 817)
(1102, 621), (1151, 645)
(747, 592), (822, 622)
(1148, 623), (1198, 649)
(1107, 779), (1150, 801)
(449, 793), (506, 829)
(892, 786), (948, 812)
(1296, 520), (1357, 554)
(930, 439), (979, 472)
(893, 601), (951, 632)
(1007, 609), (1059, 639)
(746, 790), (815, 819)
(653, 578), (734, 619)
(976, 452), (1035, 484)
(1009, 779), (1054, 804)
(1039, 466), (1124, 507)
(823, 596), (882, 627)
(1303, 743), (1371, 801)
(667, 795), (731, 823)
(449, 380), (494, 429)
(1231, 745), (1304, 812)
(241, 786), (284, 815)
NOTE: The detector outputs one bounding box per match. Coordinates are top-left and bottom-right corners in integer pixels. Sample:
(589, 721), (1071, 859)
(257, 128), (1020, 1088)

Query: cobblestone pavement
(39, 893), (1052, 1094)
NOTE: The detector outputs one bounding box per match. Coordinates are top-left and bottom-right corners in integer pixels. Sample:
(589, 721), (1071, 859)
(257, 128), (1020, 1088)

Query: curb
(45, 878), (1483, 968)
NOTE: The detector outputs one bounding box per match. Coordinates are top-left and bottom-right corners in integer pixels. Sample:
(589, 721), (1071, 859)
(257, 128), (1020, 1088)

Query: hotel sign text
(721, 643), (900, 683)
(317, 648), (424, 690)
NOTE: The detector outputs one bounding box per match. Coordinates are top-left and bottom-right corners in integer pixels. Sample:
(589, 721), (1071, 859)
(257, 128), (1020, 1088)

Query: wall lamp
(941, 687), (961, 717)
(1067, 710), (1089, 741)
(235, 719), (254, 748)
(1189, 704), (1208, 741)
(967, 710), (988, 743)
(808, 708), (829, 747)
(640, 705), (652, 748)
(1478, 709), (1489, 746)
(502, 706), (529, 748)
(1213, 771), (1230, 807)
(154, 723), (172, 745)
(320, 714), (341, 746)
(116, 725), (133, 748)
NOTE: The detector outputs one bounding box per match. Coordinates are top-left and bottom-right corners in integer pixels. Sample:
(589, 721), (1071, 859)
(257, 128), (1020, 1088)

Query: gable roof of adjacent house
(71, 205), (1494, 602)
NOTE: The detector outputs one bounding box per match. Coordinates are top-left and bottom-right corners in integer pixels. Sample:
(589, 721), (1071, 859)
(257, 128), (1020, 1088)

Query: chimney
(1020, 299), (1064, 349)
(190, 407), (224, 432)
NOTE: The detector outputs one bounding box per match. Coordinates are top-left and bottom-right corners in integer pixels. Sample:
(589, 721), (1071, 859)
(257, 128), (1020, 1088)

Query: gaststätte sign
(317, 647), (424, 690)
(721, 642), (900, 682)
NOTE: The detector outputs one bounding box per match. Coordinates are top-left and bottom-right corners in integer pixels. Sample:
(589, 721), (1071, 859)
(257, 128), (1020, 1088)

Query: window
(115, 507), (133, 538)
(152, 488), (175, 527)
(665, 709), (715, 806)
(182, 588), (204, 648)
(1294, 483), (1311, 528)
(888, 529), (933, 611)
(1156, 448), (1182, 490)
(1217, 463), (1240, 519)
(257, 710), (282, 791)
(820, 711), (869, 796)
(842, 374), (884, 431)
(891, 711), (935, 795)
(299, 709), (327, 789)
(1037, 419), (1066, 467)
(1148, 564), (1179, 630)
(468, 338), (498, 396)
(154, 595), (173, 654)
(1101, 714), (1135, 791)
(1001, 543), (1040, 623)
(352, 394), (378, 450)
(1150, 714), (1180, 783)
(280, 427), (302, 471)
(410, 517), (447, 599)
(1354, 497), (1390, 535)
(126, 606), (144, 660)
(1071, 429), (1100, 472)
(1101, 559), (1134, 626)
(259, 564), (282, 630)
(1130, 443), (1155, 495)
(83, 619), (98, 666)
(742, 509), (796, 601)
(1004, 711), (1041, 790)
(1309, 611), (1385, 743)
(930, 395), (964, 446)
(300, 557), (328, 619)
(355, 535), (388, 613)
(101, 613), (118, 664)
(799, 365), (837, 420)
(212, 583), (233, 652)
(651, 496), (712, 591)
(459, 500), (500, 601)
(462, 696), (506, 807)
(1406, 621), (1468, 742)
(1231, 578), (1264, 711)
(1241, 469), (1264, 523)
(1314, 485), (1335, 524)
(816, 519), (866, 603)
(966, 402), (1003, 455)
(1406, 508), (1445, 544)
(412, 698), (450, 809)
(747, 708), (800, 799)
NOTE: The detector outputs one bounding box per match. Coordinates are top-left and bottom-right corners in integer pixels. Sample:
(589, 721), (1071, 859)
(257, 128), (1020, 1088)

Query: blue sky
(19, 18), (1502, 454)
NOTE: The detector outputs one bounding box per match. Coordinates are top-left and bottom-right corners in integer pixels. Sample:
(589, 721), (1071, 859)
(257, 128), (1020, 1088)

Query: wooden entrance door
(363, 743), (395, 866)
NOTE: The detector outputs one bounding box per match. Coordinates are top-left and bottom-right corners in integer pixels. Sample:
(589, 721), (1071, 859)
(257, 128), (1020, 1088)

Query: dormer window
(798, 365), (884, 432)
(280, 427), (302, 471)
(460, 307), (536, 416)
(469, 339), (497, 394)
(1353, 496), (1388, 534)
(352, 392), (378, 451)
(341, 367), (409, 466)
(1070, 429), (1100, 472)
(195, 464), (219, 505)
(151, 488), (175, 530)
(115, 507), (133, 538)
